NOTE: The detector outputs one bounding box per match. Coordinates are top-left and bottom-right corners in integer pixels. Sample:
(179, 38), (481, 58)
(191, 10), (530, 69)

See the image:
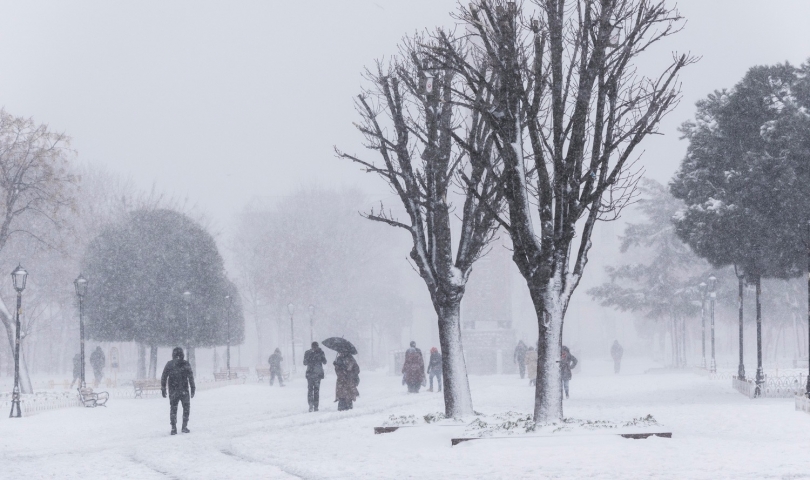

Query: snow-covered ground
(3, 358), (810, 479)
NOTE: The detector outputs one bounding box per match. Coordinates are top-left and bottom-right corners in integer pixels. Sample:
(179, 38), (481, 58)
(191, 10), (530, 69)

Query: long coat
(304, 347), (327, 380)
(560, 350), (578, 381)
(427, 351), (442, 375)
(402, 347), (425, 386)
(334, 353), (359, 401)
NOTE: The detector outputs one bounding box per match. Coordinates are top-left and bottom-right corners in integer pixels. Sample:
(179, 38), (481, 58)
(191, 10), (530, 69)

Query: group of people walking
(70, 346), (107, 389)
(401, 341), (442, 393)
(514, 340), (578, 398)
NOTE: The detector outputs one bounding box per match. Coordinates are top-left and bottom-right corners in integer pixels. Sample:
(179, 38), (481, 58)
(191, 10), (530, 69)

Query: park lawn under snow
(3, 358), (810, 479)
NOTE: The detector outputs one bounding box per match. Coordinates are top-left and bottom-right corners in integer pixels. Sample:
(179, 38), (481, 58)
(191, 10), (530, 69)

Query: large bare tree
(337, 37), (502, 416)
(431, 0), (693, 422)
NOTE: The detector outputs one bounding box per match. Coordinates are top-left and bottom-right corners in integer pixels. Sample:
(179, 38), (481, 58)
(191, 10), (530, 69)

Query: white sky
(0, 0), (808, 229)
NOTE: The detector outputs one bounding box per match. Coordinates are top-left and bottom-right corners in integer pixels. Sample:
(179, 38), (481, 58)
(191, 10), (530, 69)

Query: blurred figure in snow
(611, 340), (624, 374)
(304, 342), (327, 411)
(268, 348), (285, 386)
(161, 347), (196, 435)
(69, 353), (82, 388)
(90, 346), (105, 387)
(525, 346), (537, 386)
(560, 346), (578, 399)
(334, 351), (360, 411)
(402, 341), (425, 393)
(514, 340), (528, 379)
(427, 347), (442, 392)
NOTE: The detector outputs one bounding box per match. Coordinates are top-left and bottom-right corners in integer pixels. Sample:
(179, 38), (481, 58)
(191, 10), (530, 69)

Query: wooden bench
(132, 379), (162, 398)
(78, 387), (109, 407)
(214, 371), (241, 381)
(220, 367), (249, 379)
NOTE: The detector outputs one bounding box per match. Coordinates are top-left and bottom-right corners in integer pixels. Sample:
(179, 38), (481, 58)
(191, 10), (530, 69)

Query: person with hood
(303, 341), (327, 412)
(427, 347), (442, 392)
(514, 340), (528, 379)
(69, 353), (82, 389)
(161, 347), (196, 435)
(611, 340), (624, 374)
(525, 346), (537, 386)
(560, 346), (578, 399)
(402, 341), (425, 393)
(90, 346), (105, 387)
(268, 348), (284, 387)
(334, 350), (359, 411)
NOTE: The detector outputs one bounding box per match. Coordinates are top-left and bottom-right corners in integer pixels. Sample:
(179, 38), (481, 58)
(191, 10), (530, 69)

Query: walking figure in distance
(69, 353), (82, 389)
(525, 346), (537, 386)
(161, 347), (196, 435)
(514, 340), (528, 379)
(304, 341), (326, 412)
(427, 347), (442, 392)
(611, 340), (624, 374)
(90, 346), (105, 387)
(402, 341), (425, 393)
(268, 348), (284, 387)
(334, 350), (359, 411)
(560, 346), (578, 399)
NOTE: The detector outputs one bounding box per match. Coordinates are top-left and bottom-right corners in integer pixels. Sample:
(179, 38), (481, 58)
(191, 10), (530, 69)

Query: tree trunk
(148, 345), (158, 379)
(532, 283), (564, 424)
(137, 343), (146, 379)
(437, 300), (473, 417)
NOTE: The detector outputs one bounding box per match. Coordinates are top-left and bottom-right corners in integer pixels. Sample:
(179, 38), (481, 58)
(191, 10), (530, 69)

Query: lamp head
(288, 303), (295, 315)
(74, 274), (88, 297)
(183, 291), (191, 304)
(11, 264), (27, 293)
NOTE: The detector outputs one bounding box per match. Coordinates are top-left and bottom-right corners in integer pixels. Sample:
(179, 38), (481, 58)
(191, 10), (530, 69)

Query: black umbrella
(322, 337), (357, 355)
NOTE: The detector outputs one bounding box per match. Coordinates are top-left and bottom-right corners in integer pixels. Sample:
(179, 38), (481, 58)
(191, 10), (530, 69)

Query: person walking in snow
(161, 347), (196, 435)
(560, 346), (578, 399)
(90, 346), (105, 387)
(69, 353), (82, 388)
(525, 347), (537, 386)
(268, 348), (284, 387)
(611, 340), (624, 374)
(514, 340), (528, 379)
(427, 347), (442, 392)
(304, 341), (327, 411)
(334, 351), (360, 411)
(402, 341), (425, 393)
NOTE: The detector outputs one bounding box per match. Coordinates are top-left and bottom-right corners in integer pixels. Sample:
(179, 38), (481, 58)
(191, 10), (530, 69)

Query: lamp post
(225, 295), (232, 374)
(699, 282), (707, 369)
(737, 271), (746, 381)
(288, 303), (296, 374)
(806, 221), (810, 396)
(308, 304), (314, 344)
(183, 291), (191, 363)
(9, 264), (27, 418)
(708, 275), (717, 373)
(74, 274), (88, 389)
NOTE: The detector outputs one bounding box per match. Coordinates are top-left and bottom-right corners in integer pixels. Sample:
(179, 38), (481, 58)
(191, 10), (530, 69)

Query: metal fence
(732, 375), (806, 399)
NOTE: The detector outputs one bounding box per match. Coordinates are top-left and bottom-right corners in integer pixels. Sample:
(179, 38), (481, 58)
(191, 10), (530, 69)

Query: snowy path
(3, 359), (810, 479)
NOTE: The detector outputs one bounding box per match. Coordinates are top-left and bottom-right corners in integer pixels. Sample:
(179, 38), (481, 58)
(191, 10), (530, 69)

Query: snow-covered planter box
(795, 395), (810, 414)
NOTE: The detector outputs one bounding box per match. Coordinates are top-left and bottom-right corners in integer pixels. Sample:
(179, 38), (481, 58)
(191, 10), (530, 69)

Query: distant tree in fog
(82, 209), (243, 378)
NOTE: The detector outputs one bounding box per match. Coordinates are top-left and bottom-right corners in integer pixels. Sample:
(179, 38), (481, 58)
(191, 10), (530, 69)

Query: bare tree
(431, 0), (693, 422)
(337, 37), (502, 416)
(0, 110), (77, 393)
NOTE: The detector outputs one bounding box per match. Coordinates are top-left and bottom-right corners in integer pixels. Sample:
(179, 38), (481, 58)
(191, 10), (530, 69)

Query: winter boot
(181, 421), (190, 434)
(171, 425), (177, 435)
(428, 387), (433, 392)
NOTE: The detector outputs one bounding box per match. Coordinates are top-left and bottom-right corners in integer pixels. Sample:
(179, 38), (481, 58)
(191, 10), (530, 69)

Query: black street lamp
(308, 304), (314, 344)
(183, 291), (191, 366)
(699, 282), (707, 369)
(736, 270), (745, 381)
(288, 303), (296, 374)
(9, 264), (27, 418)
(708, 275), (717, 373)
(74, 274), (88, 389)
(225, 294), (232, 375)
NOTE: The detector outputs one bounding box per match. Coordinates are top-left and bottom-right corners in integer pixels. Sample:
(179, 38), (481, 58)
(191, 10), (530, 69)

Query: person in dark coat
(268, 348), (284, 387)
(161, 347), (196, 435)
(514, 340), (528, 379)
(427, 347), (442, 392)
(611, 340), (624, 374)
(90, 346), (105, 387)
(334, 351), (359, 411)
(402, 341), (425, 393)
(303, 342), (327, 412)
(560, 345), (578, 399)
(69, 353), (82, 388)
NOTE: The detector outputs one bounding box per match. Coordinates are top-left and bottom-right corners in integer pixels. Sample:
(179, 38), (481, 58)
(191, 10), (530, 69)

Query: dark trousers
(169, 392), (190, 427)
(337, 398), (353, 411)
(307, 378), (321, 410)
(269, 370), (284, 386)
(518, 361), (526, 379)
(429, 372), (442, 391)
